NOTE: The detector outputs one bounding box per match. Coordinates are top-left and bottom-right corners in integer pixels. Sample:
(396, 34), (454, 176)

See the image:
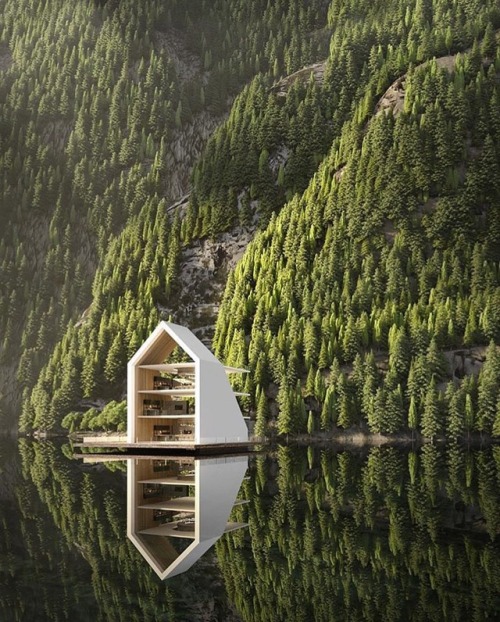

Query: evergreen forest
(0, 0), (499, 440)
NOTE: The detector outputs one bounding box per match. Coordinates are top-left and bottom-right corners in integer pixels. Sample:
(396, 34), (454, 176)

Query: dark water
(1, 438), (499, 622)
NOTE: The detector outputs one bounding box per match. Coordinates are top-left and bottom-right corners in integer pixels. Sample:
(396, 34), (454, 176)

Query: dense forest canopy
(214, 46), (500, 439)
(0, 0), (499, 438)
(0, 0), (329, 430)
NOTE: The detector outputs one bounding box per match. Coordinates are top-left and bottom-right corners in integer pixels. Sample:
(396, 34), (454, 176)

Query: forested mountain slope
(3, 0), (500, 438)
(0, 0), (329, 430)
(208, 0), (500, 441)
(0, 0), (193, 427)
(215, 40), (500, 439)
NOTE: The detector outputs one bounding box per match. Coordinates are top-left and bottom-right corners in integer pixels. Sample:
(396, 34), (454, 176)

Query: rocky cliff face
(162, 225), (257, 345)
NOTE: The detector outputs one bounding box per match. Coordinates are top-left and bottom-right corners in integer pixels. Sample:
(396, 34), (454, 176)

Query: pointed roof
(128, 321), (221, 368)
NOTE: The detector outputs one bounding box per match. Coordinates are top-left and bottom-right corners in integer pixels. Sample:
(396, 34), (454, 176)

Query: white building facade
(127, 321), (249, 446)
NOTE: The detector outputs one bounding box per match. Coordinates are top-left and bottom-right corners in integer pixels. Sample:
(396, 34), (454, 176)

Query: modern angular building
(127, 321), (249, 447)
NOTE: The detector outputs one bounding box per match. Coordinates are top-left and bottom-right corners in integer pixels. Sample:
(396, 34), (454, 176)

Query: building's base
(73, 440), (261, 456)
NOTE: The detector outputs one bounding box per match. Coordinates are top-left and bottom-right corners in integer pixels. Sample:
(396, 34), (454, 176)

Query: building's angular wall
(196, 360), (248, 444)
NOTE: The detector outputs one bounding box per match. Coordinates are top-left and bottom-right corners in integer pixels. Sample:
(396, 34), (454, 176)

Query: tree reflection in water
(217, 445), (500, 622)
(2, 440), (499, 621)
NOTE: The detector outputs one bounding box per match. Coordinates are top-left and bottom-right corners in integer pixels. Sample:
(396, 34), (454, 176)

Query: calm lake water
(1, 438), (499, 622)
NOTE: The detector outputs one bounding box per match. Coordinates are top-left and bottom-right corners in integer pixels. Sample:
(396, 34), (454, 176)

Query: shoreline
(276, 430), (500, 448)
(10, 429), (500, 449)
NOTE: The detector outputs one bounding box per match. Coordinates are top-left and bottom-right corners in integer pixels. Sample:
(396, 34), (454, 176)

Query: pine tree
(426, 338), (448, 380)
(421, 377), (442, 440)
(307, 410), (315, 434)
(104, 333), (126, 384)
(320, 385), (337, 430)
(383, 385), (404, 433)
(408, 395), (418, 432)
(254, 387), (269, 437)
(476, 342), (500, 435)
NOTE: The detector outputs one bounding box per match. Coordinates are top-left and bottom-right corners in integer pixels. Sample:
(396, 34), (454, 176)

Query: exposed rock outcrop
(270, 60), (326, 97)
(161, 227), (256, 344)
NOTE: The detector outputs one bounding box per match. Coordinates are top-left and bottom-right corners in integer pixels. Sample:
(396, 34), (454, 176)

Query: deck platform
(73, 440), (260, 455)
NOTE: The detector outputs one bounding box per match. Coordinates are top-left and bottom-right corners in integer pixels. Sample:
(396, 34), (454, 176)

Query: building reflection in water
(127, 455), (249, 579)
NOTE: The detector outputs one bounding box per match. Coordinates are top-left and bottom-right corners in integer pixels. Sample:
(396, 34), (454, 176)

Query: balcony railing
(153, 433), (194, 442)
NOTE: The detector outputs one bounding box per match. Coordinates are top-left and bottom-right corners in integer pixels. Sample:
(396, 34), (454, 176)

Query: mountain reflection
(3, 440), (500, 621)
(126, 455), (249, 579)
(217, 445), (500, 622)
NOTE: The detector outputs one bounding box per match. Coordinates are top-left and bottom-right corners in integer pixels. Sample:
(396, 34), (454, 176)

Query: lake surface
(1, 438), (499, 621)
